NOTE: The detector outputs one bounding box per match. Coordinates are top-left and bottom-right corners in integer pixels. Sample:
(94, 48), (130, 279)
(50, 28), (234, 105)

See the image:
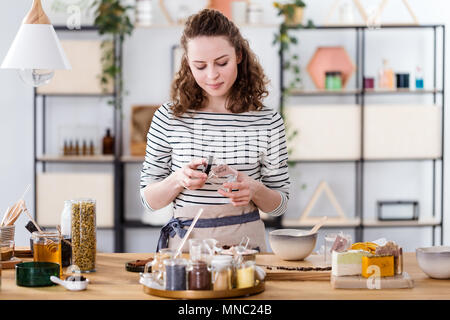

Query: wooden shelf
(287, 88), (442, 96)
(134, 23), (277, 29)
(37, 155), (115, 163)
(289, 89), (361, 96)
(121, 155), (145, 163)
(362, 219), (441, 228)
(282, 218), (361, 228)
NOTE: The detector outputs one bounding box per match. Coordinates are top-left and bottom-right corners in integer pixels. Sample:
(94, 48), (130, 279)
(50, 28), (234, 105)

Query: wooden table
(0, 252), (449, 300)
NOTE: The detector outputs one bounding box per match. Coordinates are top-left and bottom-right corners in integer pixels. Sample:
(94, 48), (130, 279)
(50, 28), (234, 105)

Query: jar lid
(32, 231), (59, 238)
(211, 255), (233, 267)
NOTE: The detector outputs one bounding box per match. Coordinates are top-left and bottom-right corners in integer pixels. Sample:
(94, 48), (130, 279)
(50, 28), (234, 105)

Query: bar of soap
(361, 255), (394, 278)
(374, 241), (402, 275)
(331, 250), (371, 276)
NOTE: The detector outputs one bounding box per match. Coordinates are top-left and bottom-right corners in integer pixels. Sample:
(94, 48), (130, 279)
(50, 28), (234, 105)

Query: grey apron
(157, 203), (267, 253)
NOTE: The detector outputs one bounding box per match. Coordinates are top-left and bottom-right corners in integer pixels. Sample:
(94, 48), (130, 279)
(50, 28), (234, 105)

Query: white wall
(0, 0), (449, 253)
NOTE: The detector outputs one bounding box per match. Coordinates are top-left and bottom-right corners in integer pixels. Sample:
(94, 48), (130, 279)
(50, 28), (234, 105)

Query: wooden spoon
(308, 216), (328, 235)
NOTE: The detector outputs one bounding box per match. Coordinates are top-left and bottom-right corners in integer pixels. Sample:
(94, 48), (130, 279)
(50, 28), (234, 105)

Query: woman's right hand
(174, 158), (208, 191)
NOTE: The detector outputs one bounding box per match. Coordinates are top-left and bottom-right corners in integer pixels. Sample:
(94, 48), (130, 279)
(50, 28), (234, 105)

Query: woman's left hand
(217, 171), (261, 207)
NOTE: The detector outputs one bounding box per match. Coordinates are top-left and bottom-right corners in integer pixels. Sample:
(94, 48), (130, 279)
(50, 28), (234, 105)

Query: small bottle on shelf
(89, 140), (95, 156)
(415, 66), (424, 89)
(75, 140), (80, 156)
(82, 140), (88, 156)
(63, 140), (68, 156)
(102, 128), (115, 155)
(378, 59), (395, 90)
(69, 140), (74, 156)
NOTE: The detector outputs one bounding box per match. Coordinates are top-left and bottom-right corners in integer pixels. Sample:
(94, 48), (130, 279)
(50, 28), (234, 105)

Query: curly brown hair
(170, 9), (269, 117)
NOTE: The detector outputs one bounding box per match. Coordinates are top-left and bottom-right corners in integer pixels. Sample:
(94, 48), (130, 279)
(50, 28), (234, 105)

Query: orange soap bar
(362, 255), (394, 278)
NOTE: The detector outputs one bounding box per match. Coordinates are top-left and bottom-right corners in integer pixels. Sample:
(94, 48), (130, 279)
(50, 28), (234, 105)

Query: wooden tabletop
(0, 252), (449, 300)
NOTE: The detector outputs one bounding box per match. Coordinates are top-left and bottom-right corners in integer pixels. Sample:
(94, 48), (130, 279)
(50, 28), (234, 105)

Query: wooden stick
(4, 200), (25, 226)
(174, 208), (203, 258)
(1, 207), (10, 227)
(3, 184), (31, 226)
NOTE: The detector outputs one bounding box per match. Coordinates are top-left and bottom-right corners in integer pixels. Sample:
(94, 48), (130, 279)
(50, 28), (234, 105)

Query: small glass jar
(164, 258), (188, 291)
(32, 231), (62, 276)
(148, 248), (175, 286)
(211, 255), (233, 291)
(71, 199), (96, 273)
(0, 240), (14, 261)
(188, 260), (211, 290)
(236, 260), (256, 289)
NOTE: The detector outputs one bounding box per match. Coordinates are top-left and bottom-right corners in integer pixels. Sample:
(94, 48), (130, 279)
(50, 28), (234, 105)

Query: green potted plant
(274, 0), (306, 26)
(92, 0), (134, 112)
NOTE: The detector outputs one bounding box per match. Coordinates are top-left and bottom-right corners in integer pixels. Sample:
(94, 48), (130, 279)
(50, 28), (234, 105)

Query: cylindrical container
(71, 199), (96, 273)
(164, 258), (188, 291)
(364, 77), (375, 89)
(0, 225), (15, 243)
(231, 0), (247, 24)
(396, 73), (410, 88)
(32, 231), (62, 276)
(211, 255), (233, 291)
(189, 239), (204, 262)
(247, 2), (263, 24)
(236, 260), (255, 289)
(0, 240), (14, 261)
(151, 248), (175, 286)
(325, 71), (342, 90)
(60, 200), (72, 237)
(188, 260), (211, 290)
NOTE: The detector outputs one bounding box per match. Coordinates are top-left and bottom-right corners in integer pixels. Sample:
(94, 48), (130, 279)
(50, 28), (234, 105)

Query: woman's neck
(201, 95), (231, 113)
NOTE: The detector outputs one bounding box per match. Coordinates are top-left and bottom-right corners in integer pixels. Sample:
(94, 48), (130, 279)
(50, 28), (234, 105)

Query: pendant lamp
(1, 0), (71, 87)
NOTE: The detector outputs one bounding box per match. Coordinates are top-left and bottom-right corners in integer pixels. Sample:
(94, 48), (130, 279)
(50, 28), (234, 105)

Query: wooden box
(130, 105), (159, 156)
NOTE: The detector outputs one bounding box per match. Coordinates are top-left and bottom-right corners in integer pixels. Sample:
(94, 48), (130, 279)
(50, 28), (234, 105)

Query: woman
(140, 9), (290, 252)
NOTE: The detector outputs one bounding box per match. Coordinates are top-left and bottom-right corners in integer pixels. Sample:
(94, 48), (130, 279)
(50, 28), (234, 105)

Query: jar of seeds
(71, 199), (96, 272)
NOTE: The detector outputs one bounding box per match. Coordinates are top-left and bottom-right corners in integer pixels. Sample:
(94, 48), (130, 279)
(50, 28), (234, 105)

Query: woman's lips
(206, 82), (224, 89)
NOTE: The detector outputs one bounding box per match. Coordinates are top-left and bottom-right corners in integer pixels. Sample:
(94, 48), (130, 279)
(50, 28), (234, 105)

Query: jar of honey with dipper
(32, 231), (62, 276)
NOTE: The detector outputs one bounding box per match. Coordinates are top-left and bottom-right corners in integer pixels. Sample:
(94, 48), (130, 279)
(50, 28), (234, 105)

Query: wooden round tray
(143, 280), (265, 299)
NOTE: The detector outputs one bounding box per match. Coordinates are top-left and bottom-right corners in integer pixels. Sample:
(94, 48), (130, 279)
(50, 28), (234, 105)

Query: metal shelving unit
(278, 24), (445, 245)
(32, 25), (125, 251)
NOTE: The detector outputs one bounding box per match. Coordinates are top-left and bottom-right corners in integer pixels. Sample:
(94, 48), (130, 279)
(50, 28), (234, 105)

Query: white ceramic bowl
(269, 229), (317, 261)
(416, 246), (450, 279)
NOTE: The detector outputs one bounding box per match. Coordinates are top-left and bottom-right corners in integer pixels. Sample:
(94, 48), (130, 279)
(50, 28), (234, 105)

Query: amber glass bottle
(102, 129), (114, 155)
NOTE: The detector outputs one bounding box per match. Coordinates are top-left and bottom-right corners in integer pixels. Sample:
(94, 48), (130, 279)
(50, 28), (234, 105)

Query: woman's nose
(207, 66), (219, 80)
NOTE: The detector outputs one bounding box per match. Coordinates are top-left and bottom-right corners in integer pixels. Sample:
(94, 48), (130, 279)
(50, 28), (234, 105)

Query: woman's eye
(195, 65), (206, 70)
(217, 61), (228, 67)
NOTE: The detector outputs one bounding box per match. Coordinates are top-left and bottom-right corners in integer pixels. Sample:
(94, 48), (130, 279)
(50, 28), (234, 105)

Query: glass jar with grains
(71, 199), (96, 273)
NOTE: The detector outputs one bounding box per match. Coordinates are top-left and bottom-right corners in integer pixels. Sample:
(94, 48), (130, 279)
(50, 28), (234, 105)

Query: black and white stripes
(140, 103), (290, 216)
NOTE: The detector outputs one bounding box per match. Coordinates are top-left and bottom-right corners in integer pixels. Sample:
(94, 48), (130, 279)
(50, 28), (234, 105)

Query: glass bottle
(102, 128), (114, 155)
(164, 258), (188, 291)
(211, 255), (233, 291)
(415, 66), (424, 89)
(188, 260), (211, 290)
(149, 248), (175, 286)
(378, 59), (395, 89)
(71, 199), (96, 273)
(236, 260), (256, 289)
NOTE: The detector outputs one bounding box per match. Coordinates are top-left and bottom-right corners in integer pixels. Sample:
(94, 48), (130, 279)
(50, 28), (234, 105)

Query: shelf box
(37, 173), (114, 228)
(364, 104), (442, 159)
(36, 40), (113, 95)
(285, 104), (361, 160)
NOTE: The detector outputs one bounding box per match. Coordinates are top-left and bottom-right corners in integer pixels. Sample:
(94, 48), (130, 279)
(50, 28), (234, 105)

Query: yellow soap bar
(362, 255), (394, 278)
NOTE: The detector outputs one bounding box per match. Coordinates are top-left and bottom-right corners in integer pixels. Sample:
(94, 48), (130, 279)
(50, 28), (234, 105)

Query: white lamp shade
(1, 24), (71, 70)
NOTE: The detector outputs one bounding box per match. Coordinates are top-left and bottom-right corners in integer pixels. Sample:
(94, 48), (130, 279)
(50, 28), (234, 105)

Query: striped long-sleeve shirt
(140, 103), (290, 216)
